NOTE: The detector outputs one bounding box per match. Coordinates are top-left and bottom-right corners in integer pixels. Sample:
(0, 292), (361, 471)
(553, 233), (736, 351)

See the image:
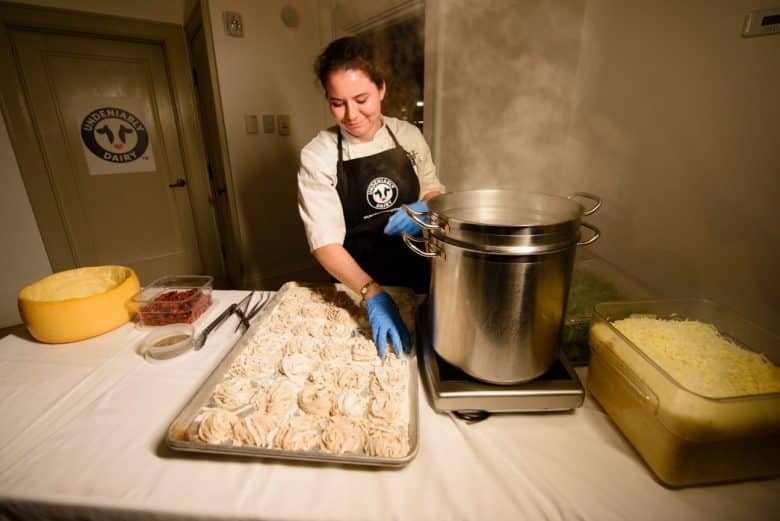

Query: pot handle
(578, 222), (600, 246)
(402, 232), (439, 257)
(567, 192), (602, 216)
(403, 204), (441, 230)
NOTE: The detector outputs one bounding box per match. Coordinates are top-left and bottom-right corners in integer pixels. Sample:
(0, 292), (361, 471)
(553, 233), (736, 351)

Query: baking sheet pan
(166, 281), (419, 467)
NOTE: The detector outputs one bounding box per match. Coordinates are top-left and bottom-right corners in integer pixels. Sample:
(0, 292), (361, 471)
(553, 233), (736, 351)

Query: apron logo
(81, 107), (149, 164)
(366, 177), (399, 210)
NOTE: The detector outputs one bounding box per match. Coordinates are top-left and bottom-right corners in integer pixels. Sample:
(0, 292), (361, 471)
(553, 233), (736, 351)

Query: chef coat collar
(339, 116), (387, 145)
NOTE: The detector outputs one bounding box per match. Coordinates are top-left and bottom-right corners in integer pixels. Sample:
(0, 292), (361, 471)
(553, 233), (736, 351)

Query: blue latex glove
(383, 200), (428, 236)
(365, 291), (412, 358)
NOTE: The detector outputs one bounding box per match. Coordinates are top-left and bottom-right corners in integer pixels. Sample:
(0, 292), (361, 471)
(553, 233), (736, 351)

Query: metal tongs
(233, 290), (253, 332)
(234, 291), (274, 332)
(193, 291), (253, 351)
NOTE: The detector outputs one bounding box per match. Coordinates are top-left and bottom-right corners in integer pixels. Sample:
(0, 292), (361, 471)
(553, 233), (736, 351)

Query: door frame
(0, 1), (224, 279)
(335, 0), (423, 36)
(185, 1), (243, 288)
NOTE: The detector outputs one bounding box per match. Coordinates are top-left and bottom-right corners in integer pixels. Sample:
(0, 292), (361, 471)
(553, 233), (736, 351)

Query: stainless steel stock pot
(403, 190), (601, 384)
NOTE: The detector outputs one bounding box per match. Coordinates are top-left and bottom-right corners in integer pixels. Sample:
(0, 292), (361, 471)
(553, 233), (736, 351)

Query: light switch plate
(277, 114), (290, 136)
(244, 114), (258, 134)
(262, 114), (275, 133)
(743, 7), (780, 37)
(224, 11), (244, 37)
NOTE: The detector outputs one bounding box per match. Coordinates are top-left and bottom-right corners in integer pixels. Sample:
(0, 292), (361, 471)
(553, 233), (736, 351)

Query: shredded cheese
(612, 317), (780, 398)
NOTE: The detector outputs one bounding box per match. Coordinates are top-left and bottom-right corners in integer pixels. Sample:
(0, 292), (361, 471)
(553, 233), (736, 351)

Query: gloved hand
(383, 200), (428, 236)
(365, 291), (412, 358)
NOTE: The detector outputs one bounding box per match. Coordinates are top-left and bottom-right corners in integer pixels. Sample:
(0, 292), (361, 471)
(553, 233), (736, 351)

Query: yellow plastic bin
(588, 299), (780, 487)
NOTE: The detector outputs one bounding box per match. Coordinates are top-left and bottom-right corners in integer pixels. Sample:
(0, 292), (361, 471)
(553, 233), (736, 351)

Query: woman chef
(297, 36), (444, 358)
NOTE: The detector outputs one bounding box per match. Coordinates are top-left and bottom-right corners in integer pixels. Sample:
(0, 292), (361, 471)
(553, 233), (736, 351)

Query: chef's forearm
(421, 191), (440, 202)
(312, 244), (382, 299)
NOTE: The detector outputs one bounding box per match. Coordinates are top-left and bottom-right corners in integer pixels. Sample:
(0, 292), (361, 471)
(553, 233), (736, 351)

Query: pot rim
(427, 190), (588, 230)
(420, 190), (598, 255)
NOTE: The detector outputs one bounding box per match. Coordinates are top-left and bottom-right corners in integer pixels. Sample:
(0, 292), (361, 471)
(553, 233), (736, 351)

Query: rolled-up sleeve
(297, 140), (345, 251)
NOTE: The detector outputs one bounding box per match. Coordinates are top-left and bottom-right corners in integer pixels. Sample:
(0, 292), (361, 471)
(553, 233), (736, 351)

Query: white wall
(205, 0), (332, 289)
(568, 1), (780, 332)
(429, 0), (780, 331)
(0, 113), (52, 327)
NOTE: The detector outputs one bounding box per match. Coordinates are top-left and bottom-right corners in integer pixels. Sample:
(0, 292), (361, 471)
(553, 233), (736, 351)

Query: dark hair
(313, 36), (386, 92)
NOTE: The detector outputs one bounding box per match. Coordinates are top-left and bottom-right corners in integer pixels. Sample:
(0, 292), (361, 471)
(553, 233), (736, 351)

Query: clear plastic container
(132, 275), (213, 326)
(141, 323), (195, 362)
(561, 252), (651, 364)
(588, 299), (780, 487)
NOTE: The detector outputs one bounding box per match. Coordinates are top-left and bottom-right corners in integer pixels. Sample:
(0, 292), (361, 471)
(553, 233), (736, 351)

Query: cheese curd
(613, 317), (780, 398)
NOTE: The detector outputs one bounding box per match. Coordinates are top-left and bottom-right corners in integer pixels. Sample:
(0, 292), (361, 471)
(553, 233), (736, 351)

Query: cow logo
(366, 177), (398, 210)
(81, 107), (149, 163)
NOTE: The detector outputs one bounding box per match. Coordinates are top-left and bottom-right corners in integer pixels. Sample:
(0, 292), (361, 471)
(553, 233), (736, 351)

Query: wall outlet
(224, 12), (244, 37)
(743, 7), (780, 37)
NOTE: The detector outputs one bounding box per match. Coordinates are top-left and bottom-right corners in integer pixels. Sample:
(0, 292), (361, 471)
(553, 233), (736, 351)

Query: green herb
(566, 268), (623, 318)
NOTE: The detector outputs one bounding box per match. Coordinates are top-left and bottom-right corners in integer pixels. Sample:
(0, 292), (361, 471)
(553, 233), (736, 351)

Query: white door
(10, 29), (203, 283)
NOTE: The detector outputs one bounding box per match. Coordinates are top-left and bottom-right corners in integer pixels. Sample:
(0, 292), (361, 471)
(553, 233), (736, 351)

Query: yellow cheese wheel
(18, 265), (140, 343)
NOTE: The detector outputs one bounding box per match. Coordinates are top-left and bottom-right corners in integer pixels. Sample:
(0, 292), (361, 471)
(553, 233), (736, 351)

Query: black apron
(336, 126), (430, 293)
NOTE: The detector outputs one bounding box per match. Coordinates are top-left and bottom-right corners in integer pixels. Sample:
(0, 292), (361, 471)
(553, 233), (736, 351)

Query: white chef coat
(297, 116), (445, 251)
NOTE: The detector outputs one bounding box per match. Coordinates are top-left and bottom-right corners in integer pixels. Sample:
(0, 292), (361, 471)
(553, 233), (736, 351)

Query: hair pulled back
(314, 36), (386, 92)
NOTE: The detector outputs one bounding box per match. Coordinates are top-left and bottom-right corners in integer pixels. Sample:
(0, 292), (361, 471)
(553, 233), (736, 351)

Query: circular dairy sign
(81, 107), (149, 163)
(366, 177), (399, 210)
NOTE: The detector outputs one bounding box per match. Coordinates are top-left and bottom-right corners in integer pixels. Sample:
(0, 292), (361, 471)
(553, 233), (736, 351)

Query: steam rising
(431, 0), (586, 193)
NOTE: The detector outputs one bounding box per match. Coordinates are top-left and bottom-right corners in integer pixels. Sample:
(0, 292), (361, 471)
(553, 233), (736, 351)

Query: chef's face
(325, 68), (385, 142)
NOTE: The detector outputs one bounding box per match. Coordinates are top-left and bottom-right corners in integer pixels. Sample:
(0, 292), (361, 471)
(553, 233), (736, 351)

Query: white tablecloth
(0, 290), (777, 521)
